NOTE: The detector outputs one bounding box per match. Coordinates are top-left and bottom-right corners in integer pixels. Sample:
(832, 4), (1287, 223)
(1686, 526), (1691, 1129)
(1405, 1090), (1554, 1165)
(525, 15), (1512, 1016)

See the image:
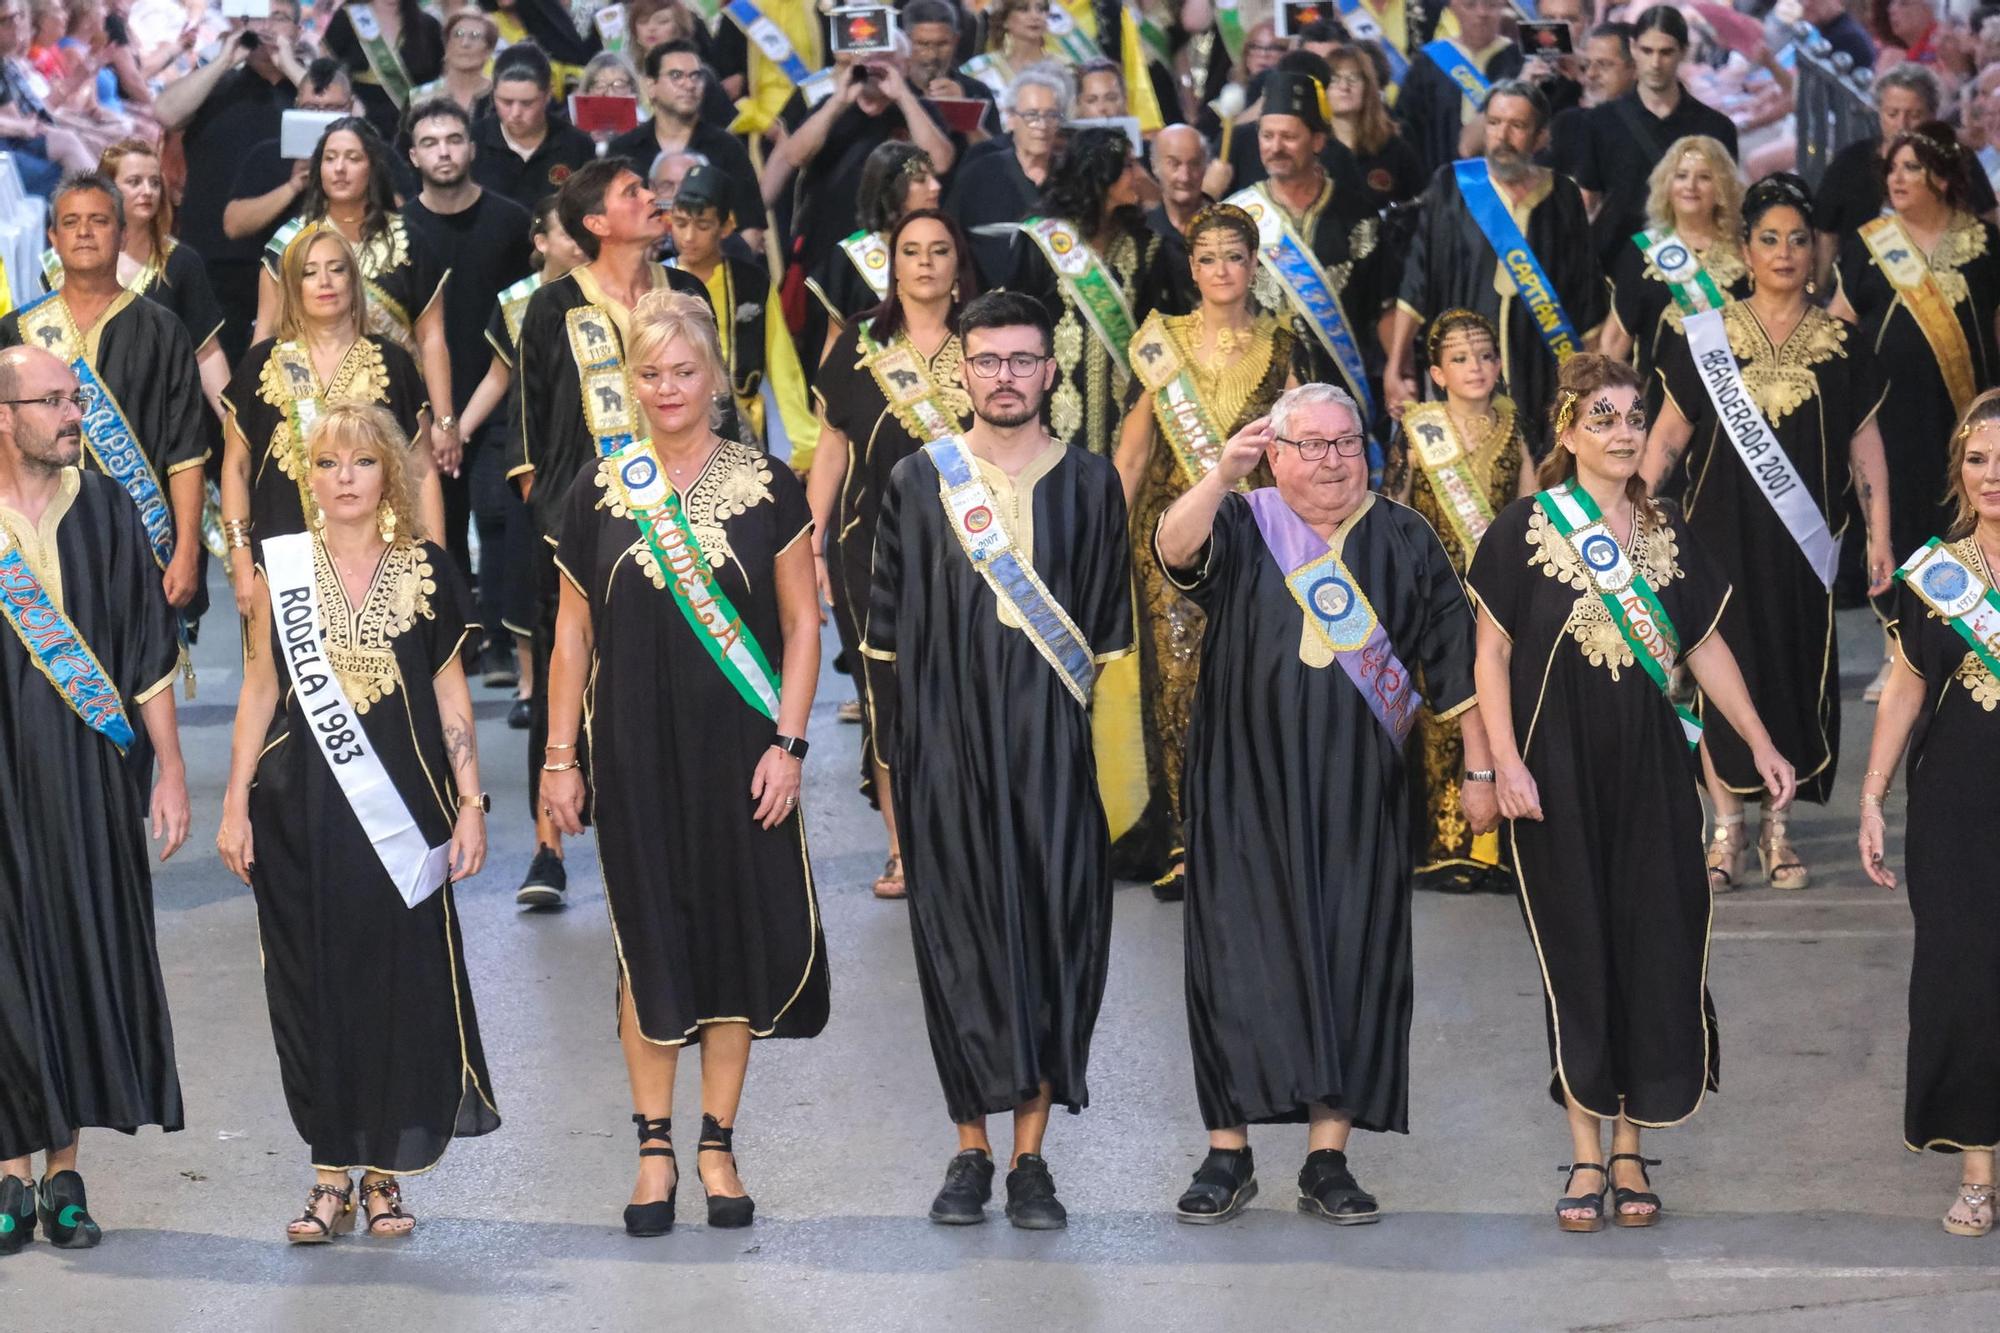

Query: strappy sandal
(698, 1113), (755, 1228)
(625, 1114), (676, 1237)
(872, 854), (906, 900)
(1758, 809), (1809, 890)
(1608, 1153), (1662, 1227)
(285, 1180), (355, 1244)
(1174, 1146), (1257, 1224)
(1297, 1149), (1379, 1225)
(1556, 1162), (1608, 1233)
(1706, 812), (1745, 893)
(1943, 1181), (1996, 1237)
(359, 1177), (415, 1237)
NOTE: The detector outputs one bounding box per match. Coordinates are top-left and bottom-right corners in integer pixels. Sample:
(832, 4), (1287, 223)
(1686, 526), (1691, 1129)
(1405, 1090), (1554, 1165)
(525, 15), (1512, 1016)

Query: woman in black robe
(1646, 174), (1895, 892)
(217, 402), (496, 1243)
(322, 0), (445, 141)
(221, 227), (435, 610)
(543, 291), (828, 1238)
(802, 142), (942, 378)
(1857, 389), (2000, 1237)
(1470, 354), (1793, 1231)
(806, 209), (975, 898)
(1829, 123), (2000, 697)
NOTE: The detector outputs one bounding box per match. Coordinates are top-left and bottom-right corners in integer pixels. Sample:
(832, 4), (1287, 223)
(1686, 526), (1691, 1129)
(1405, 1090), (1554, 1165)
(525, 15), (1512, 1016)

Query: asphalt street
(3, 572), (1995, 1332)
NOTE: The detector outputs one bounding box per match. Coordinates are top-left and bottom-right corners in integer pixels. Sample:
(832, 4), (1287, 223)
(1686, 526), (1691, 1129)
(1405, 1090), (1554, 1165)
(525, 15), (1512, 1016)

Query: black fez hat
(673, 164), (732, 216)
(1262, 69), (1331, 134)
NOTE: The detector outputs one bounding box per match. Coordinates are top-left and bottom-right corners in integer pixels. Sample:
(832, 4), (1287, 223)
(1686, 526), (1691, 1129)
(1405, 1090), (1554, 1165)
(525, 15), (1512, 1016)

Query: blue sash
(724, 0), (812, 87)
(1423, 39), (1490, 109)
(1336, 1), (1408, 87)
(923, 437), (1098, 706)
(1226, 184), (1376, 423)
(1452, 159), (1581, 362)
(0, 519), (137, 751)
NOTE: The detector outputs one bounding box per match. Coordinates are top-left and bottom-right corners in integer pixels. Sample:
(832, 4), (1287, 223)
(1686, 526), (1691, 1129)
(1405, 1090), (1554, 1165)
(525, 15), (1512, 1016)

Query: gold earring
(378, 504), (397, 543)
(311, 504), (328, 532)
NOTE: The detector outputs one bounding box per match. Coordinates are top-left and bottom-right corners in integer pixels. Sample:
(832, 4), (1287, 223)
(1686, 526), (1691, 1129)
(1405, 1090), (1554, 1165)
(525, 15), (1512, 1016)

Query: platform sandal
(698, 1114), (755, 1228)
(360, 1177), (416, 1237)
(1174, 1146), (1257, 1224)
(1758, 808), (1809, 890)
(1556, 1162), (1608, 1233)
(625, 1114), (677, 1237)
(1943, 1181), (1996, 1238)
(1607, 1153), (1661, 1227)
(1705, 812), (1745, 893)
(1297, 1149), (1378, 1225)
(285, 1179), (355, 1244)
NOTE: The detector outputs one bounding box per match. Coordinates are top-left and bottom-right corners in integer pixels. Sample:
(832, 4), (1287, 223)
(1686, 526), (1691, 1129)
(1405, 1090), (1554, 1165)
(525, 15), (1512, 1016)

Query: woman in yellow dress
(1388, 309), (1536, 892)
(1114, 202), (1298, 895)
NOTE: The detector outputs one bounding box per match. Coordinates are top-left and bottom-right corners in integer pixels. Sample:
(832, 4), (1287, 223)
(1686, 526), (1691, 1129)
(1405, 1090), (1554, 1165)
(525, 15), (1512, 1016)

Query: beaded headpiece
(1186, 202), (1258, 247)
(1425, 308), (1499, 366)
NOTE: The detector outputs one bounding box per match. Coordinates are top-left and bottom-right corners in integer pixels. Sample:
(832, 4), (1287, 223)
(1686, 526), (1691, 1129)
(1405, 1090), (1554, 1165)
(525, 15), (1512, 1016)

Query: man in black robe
(1154, 383), (1493, 1226)
(508, 158), (712, 910)
(0, 345), (190, 1252)
(1388, 81), (1606, 452)
(1398, 0), (1524, 180)
(863, 292), (1133, 1232)
(1, 173), (210, 633)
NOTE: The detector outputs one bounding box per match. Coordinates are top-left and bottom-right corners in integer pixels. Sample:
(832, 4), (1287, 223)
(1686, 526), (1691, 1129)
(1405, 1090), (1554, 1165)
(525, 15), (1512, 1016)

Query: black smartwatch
(771, 734), (810, 759)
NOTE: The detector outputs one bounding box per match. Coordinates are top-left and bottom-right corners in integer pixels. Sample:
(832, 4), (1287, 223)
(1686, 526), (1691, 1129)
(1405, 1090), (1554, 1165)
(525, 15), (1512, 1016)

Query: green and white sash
(1401, 401), (1496, 552)
(960, 52), (1014, 96)
(1535, 483), (1701, 746)
(1635, 228), (1725, 315)
(924, 434), (1098, 705)
(497, 272), (543, 352)
(1046, 2), (1104, 63)
(1129, 312), (1232, 486)
(1682, 308), (1841, 588)
(1897, 538), (2000, 688)
(1017, 217), (1137, 376)
(1213, 0), (1247, 60)
(565, 305), (781, 719)
(856, 325), (961, 443)
(348, 6), (415, 110)
(839, 229), (892, 302)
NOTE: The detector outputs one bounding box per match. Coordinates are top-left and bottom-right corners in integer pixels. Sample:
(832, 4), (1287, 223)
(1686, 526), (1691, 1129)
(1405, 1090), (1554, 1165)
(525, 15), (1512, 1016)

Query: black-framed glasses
(1011, 109), (1061, 125)
(966, 352), (1050, 378)
(0, 392), (84, 413)
(1276, 433), (1366, 459)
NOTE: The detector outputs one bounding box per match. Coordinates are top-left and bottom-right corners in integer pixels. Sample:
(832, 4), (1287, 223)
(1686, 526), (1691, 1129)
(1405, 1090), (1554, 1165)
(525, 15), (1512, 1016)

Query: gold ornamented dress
(261, 215), (445, 362)
(1402, 396), (1522, 890)
(1125, 311), (1295, 869)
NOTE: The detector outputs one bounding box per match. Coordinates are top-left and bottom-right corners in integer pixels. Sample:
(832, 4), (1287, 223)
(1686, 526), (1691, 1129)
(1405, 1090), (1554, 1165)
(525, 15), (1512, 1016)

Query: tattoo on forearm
(443, 715), (474, 771)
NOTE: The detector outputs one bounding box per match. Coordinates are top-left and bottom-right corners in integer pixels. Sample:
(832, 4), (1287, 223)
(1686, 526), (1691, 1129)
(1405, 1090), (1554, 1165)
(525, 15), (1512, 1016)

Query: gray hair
(1875, 62), (1942, 116)
(52, 170), (124, 233)
(1482, 78), (1552, 131)
(1269, 383), (1361, 440)
(1003, 61), (1073, 116)
(649, 148), (710, 182)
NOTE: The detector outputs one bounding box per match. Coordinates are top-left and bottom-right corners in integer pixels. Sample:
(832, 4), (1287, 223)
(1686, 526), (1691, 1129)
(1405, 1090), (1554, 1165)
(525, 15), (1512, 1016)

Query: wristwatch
(1463, 770), (1496, 783)
(458, 791), (491, 812)
(436, 414), (458, 432)
(771, 734), (810, 759)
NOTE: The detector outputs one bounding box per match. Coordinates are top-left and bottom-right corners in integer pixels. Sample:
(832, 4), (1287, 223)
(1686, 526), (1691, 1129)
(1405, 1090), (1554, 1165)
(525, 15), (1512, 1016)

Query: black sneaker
(507, 698), (532, 730)
(36, 1171), (100, 1249)
(928, 1149), (994, 1225)
(480, 642), (519, 689)
(0, 1175), (35, 1255)
(1004, 1154), (1067, 1230)
(516, 845), (567, 909)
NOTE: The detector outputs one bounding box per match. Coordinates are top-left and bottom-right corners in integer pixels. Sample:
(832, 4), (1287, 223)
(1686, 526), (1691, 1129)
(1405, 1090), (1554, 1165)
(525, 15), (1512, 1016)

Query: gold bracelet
(1859, 792), (1886, 806)
(544, 741), (577, 751)
(540, 760), (579, 773)
(223, 518), (252, 550)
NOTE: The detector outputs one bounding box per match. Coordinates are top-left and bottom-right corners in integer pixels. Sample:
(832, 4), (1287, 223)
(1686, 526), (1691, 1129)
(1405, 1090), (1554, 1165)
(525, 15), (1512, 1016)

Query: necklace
(1194, 309), (1253, 358)
(662, 436), (720, 483)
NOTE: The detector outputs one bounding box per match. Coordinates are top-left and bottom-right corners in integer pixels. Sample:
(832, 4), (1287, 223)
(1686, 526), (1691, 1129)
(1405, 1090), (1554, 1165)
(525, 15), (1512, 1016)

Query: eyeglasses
(448, 27), (493, 44)
(0, 392), (85, 413)
(1275, 433), (1366, 459)
(966, 352), (1050, 378)
(593, 79), (638, 95)
(1327, 73), (1365, 89)
(1012, 109), (1061, 125)
(1246, 41), (1287, 56)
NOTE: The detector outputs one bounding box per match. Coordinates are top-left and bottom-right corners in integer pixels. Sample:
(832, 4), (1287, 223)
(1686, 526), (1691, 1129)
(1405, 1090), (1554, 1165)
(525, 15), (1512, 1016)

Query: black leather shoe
(1297, 1149), (1379, 1225)
(516, 845), (567, 909)
(1175, 1146), (1257, 1224)
(1004, 1154), (1067, 1230)
(507, 697), (532, 729)
(37, 1171), (101, 1249)
(928, 1149), (994, 1225)
(0, 1176), (35, 1255)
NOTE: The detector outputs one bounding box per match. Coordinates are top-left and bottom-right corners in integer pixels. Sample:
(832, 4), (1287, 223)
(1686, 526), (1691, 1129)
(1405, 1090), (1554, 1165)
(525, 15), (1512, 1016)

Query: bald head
(1150, 124), (1210, 216)
(0, 347), (83, 475)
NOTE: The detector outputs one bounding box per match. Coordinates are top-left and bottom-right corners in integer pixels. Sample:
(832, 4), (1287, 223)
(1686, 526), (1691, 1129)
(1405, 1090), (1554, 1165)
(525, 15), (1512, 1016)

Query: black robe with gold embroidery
(1242, 178), (1386, 432)
(554, 444), (829, 1047)
(1608, 237), (1751, 425)
(247, 538), (499, 1172)
(1655, 302), (1886, 804)
(1164, 493), (1476, 1132)
(0, 471), (183, 1158)
(1468, 495), (1730, 1125)
(864, 443), (1133, 1121)
(261, 215), (445, 364)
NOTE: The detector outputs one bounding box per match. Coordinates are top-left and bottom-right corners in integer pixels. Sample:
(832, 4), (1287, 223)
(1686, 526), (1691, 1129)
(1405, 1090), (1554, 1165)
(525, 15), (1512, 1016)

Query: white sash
(1683, 309), (1841, 588)
(839, 229), (891, 300)
(264, 532), (452, 909)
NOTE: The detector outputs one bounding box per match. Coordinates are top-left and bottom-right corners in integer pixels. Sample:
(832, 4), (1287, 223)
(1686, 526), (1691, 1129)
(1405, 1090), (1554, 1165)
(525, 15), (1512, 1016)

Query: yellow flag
(729, 4), (824, 138)
(1122, 8), (1165, 134)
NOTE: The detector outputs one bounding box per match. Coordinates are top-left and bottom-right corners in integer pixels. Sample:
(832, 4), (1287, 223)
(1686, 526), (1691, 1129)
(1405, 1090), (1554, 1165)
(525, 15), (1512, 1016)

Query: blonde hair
(1644, 135), (1745, 239)
(1944, 388), (2000, 539)
(276, 227), (366, 342)
(626, 289), (727, 430)
(303, 402), (424, 543)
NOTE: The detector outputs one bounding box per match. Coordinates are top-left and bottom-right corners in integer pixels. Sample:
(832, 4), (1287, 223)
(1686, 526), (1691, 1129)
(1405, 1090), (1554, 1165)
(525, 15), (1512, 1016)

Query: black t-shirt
(605, 118), (766, 229)
(785, 99), (947, 276)
(468, 113), (597, 213)
(1815, 136), (1999, 240)
(1815, 14), (1877, 69)
(1573, 90), (1740, 260)
(401, 190), (535, 415)
(180, 66), (297, 262)
(224, 139), (300, 261)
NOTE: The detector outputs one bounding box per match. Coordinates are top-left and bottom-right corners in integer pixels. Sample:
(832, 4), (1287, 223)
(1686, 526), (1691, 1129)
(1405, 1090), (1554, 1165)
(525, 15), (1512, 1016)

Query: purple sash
(1248, 489), (1418, 743)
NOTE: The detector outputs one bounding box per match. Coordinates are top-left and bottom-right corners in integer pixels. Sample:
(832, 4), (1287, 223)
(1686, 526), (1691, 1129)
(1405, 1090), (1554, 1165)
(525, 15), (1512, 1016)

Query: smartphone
(1517, 21), (1574, 56)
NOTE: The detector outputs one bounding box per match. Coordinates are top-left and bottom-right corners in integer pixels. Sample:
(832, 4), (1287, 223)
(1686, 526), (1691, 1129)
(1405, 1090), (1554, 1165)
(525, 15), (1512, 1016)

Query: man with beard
(402, 98), (533, 667)
(607, 39), (765, 256)
(506, 159), (715, 910)
(1224, 65), (1383, 434)
(1387, 81), (1605, 451)
(906, 0), (993, 107)
(1, 175), (209, 650)
(0, 345), (191, 1255)
(1398, 0), (1524, 179)
(862, 292), (1132, 1232)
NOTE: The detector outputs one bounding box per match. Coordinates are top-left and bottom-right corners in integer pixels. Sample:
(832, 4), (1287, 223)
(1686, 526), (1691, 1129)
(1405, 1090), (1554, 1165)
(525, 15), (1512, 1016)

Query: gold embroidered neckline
(595, 438), (776, 587)
(1666, 302), (1848, 427)
(1161, 312), (1281, 430)
(310, 537), (435, 714)
(258, 339), (393, 482)
(1526, 501), (1686, 679)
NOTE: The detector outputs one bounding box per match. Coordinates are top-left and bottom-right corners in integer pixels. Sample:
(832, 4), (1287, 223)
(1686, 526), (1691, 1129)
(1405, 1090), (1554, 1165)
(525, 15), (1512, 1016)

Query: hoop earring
(378, 504), (397, 543)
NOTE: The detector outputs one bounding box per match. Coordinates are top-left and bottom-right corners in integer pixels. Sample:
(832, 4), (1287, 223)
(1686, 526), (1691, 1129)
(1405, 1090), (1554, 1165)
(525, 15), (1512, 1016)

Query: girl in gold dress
(1115, 203), (1299, 895)
(1388, 309), (1536, 892)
